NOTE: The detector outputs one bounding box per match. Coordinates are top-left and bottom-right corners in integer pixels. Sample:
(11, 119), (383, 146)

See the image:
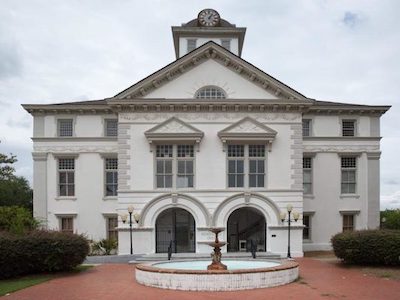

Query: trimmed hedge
(331, 230), (400, 265)
(0, 230), (89, 279)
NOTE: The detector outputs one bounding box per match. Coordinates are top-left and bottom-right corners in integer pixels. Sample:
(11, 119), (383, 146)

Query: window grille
(341, 157), (356, 194)
(342, 120), (355, 136)
(58, 158), (75, 196)
(105, 158), (118, 196)
(58, 119), (73, 137)
(302, 119), (311, 137)
(303, 157), (312, 194)
(105, 119), (118, 136)
(195, 86), (226, 99)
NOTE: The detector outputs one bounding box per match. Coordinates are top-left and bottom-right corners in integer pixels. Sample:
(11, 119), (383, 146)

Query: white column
(367, 152), (381, 229)
(32, 152), (48, 227)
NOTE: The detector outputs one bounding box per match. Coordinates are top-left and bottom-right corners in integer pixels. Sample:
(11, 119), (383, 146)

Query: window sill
(55, 197), (77, 201)
(303, 239), (312, 243)
(103, 196), (117, 201)
(303, 194), (315, 199)
(340, 194), (360, 199)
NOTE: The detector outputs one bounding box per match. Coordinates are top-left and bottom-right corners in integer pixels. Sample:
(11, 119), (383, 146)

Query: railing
(250, 239), (257, 259)
(167, 240), (173, 260)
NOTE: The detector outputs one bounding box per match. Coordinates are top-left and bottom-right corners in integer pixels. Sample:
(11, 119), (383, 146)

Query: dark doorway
(227, 207), (266, 252)
(155, 208), (196, 253)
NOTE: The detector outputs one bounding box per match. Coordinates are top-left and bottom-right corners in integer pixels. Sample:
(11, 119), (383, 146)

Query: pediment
(145, 117), (204, 143)
(218, 117), (277, 142)
(112, 42), (309, 102)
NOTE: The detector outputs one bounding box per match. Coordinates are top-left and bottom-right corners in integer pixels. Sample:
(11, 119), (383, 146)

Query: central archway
(155, 208), (195, 253)
(227, 207), (266, 252)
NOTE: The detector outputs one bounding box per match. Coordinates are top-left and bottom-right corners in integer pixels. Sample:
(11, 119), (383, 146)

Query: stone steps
(130, 252), (281, 263)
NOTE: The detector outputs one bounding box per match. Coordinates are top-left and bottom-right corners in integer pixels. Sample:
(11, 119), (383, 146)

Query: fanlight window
(195, 86), (226, 99)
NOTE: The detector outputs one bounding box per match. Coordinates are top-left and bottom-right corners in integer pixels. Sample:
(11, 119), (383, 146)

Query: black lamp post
(121, 205), (139, 255)
(280, 204), (299, 259)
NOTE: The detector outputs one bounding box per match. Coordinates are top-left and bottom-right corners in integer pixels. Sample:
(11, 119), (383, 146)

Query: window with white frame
(61, 217), (73, 233)
(155, 145), (194, 189)
(58, 119), (73, 137)
(303, 157), (312, 194)
(341, 157), (356, 194)
(105, 119), (118, 137)
(303, 215), (311, 240)
(107, 216), (118, 241)
(342, 214), (354, 232)
(195, 86), (226, 99)
(227, 144), (266, 188)
(342, 120), (356, 136)
(249, 145), (265, 188)
(187, 39), (197, 52)
(302, 119), (311, 137)
(105, 158), (118, 196)
(221, 39), (231, 51)
(58, 158), (75, 196)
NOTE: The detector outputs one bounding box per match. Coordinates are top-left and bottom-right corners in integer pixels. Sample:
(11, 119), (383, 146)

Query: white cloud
(381, 191), (400, 210)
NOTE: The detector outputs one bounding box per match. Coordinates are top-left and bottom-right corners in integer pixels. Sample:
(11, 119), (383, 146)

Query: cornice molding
(303, 136), (382, 141)
(32, 137), (117, 142)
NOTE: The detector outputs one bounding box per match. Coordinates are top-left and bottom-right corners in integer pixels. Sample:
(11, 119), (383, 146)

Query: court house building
(23, 9), (390, 256)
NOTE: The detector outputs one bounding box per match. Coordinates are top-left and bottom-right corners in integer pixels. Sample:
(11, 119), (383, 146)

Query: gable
(218, 117), (277, 142)
(113, 42), (308, 101)
(144, 117), (204, 143)
(143, 59), (279, 99)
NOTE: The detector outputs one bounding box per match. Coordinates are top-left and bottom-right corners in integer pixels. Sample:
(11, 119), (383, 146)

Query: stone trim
(118, 123), (131, 191)
(290, 124), (303, 190)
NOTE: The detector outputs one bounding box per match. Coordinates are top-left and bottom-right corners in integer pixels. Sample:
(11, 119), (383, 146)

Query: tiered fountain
(206, 227), (227, 270)
(135, 227), (299, 291)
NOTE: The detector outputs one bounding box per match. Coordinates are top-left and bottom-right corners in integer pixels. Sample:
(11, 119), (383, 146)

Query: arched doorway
(227, 207), (266, 252)
(155, 208), (195, 253)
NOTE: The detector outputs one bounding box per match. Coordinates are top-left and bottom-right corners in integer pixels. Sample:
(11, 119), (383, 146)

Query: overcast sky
(0, 0), (399, 209)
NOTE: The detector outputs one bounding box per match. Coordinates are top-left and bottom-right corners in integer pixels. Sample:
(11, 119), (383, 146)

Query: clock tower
(172, 9), (246, 58)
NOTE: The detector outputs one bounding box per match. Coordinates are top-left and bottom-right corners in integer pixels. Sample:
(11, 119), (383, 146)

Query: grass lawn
(0, 265), (94, 296)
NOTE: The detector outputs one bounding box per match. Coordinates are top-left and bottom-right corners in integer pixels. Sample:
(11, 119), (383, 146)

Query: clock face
(198, 9), (220, 27)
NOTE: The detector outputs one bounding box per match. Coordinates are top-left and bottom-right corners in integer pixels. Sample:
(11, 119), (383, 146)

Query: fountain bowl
(135, 259), (299, 291)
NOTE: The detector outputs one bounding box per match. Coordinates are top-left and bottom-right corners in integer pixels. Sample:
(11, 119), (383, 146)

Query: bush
(331, 230), (400, 266)
(0, 230), (89, 279)
(381, 209), (400, 230)
(0, 206), (39, 235)
(90, 239), (118, 255)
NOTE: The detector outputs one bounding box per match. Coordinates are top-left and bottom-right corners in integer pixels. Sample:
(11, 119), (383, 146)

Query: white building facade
(23, 10), (389, 257)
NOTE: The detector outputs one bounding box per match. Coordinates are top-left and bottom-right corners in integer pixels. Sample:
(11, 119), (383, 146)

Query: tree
(381, 209), (400, 230)
(0, 151), (17, 180)
(0, 144), (33, 210)
(0, 176), (33, 210)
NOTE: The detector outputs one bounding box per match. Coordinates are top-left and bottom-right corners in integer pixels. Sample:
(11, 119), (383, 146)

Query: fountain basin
(135, 259), (299, 291)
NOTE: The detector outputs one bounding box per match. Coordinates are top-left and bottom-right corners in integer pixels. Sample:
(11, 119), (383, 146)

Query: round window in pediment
(195, 86), (226, 99)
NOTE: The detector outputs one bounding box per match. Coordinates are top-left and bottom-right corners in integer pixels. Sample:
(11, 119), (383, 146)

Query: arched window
(195, 86), (226, 99)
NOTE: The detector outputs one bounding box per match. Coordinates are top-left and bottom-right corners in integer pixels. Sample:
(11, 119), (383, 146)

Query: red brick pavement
(3, 258), (400, 300)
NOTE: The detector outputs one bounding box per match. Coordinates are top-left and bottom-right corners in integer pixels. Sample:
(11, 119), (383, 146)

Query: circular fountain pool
(135, 259), (299, 291)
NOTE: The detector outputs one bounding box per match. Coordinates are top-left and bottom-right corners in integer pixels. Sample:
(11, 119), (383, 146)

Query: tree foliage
(381, 209), (400, 230)
(0, 206), (39, 235)
(0, 151), (17, 180)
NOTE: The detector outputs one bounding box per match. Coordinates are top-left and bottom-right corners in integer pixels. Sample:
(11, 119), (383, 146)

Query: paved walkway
(4, 258), (400, 299)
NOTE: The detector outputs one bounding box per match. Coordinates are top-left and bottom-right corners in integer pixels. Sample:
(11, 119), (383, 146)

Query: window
(105, 119), (118, 137)
(303, 215), (311, 240)
(107, 217), (118, 241)
(302, 119), (311, 137)
(61, 217), (73, 233)
(58, 119), (73, 137)
(105, 158), (118, 196)
(221, 39), (231, 51)
(249, 145), (265, 188)
(227, 144), (266, 188)
(187, 39), (197, 52)
(343, 214), (354, 232)
(341, 157), (356, 194)
(228, 145), (245, 188)
(156, 145), (194, 189)
(58, 158), (75, 196)
(195, 86), (226, 99)
(342, 120), (355, 136)
(303, 157), (312, 194)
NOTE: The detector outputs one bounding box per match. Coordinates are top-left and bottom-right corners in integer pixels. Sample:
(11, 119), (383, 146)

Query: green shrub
(331, 230), (400, 266)
(90, 239), (118, 255)
(0, 206), (39, 235)
(381, 209), (400, 230)
(0, 230), (89, 279)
